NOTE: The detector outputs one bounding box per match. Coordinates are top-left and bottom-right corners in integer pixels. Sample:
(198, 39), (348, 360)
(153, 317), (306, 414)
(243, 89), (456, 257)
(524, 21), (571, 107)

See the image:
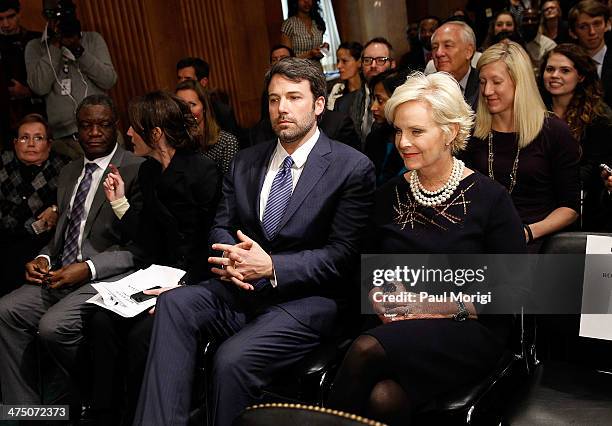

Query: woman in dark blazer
(87, 91), (220, 425)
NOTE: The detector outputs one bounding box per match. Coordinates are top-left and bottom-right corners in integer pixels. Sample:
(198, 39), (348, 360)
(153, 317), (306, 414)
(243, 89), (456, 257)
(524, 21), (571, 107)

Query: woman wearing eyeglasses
(0, 113), (68, 295)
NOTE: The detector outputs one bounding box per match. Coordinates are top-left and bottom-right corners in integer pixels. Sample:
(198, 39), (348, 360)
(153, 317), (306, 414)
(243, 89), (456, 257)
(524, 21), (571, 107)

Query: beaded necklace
(487, 132), (520, 194)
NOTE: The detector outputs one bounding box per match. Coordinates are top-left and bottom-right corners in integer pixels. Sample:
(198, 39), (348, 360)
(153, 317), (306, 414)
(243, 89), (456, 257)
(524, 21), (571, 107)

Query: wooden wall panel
(19, 0), (279, 130)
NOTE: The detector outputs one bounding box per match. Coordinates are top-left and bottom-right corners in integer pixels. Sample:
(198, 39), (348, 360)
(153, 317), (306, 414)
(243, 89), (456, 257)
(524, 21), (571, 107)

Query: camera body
(43, 0), (81, 38)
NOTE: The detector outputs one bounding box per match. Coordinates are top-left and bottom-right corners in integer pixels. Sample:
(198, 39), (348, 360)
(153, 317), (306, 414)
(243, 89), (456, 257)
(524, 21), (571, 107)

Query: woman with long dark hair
(327, 41), (363, 110)
(281, 0), (328, 69)
(540, 43), (612, 230)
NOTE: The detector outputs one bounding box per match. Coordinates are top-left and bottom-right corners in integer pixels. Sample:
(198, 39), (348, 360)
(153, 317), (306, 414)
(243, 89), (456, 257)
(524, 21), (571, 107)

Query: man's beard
(272, 111), (317, 144)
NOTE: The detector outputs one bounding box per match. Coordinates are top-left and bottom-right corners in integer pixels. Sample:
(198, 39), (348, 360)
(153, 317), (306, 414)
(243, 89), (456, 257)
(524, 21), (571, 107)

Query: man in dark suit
(568, 0), (611, 107)
(134, 58), (375, 426)
(431, 20), (480, 112)
(0, 94), (143, 408)
(399, 16), (440, 71)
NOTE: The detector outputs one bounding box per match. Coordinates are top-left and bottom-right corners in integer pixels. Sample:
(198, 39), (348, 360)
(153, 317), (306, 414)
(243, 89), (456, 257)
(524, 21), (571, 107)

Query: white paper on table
(86, 264), (185, 318)
(579, 235), (612, 341)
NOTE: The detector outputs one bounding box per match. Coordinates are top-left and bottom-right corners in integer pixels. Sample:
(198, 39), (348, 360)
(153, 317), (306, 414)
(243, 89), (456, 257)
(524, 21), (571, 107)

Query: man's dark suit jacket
(601, 34), (611, 109)
(41, 145), (143, 279)
(209, 131), (375, 333)
(334, 87), (366, 143)
(464, 67), (480, 113)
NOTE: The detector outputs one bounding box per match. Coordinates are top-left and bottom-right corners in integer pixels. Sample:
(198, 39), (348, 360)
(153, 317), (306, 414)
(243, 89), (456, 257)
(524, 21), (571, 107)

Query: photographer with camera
(25, 0), (117, 159)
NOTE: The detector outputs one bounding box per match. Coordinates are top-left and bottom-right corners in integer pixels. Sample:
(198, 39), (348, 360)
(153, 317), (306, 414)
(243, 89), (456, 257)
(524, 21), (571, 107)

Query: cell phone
(600, 163), (612, 174)
(130, 286), (162, 303)
(31, 219), (47, 235)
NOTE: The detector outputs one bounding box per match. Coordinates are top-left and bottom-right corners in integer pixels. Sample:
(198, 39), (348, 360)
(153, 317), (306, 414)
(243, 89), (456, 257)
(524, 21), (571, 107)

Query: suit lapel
(83, 147), (126, 238)
(277, 134), (331, 231)
(52, 160), (83, 257)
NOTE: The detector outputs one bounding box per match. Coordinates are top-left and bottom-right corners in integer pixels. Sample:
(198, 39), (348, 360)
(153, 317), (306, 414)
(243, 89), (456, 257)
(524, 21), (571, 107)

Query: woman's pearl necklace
(409, 158), (464, 207)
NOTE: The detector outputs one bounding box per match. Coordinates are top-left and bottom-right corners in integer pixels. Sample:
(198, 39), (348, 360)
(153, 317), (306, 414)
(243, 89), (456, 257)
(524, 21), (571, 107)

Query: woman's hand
(37, 206), (58, 231)
(103, 164), (125, 202)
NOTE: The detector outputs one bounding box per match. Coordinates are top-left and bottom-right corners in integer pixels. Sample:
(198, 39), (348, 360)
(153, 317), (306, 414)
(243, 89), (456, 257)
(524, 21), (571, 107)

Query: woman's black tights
(327, 335), (413, 425)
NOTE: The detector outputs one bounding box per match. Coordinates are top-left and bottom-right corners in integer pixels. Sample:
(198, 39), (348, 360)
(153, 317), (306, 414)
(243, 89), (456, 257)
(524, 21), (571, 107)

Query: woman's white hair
(384, 71), (475, 154)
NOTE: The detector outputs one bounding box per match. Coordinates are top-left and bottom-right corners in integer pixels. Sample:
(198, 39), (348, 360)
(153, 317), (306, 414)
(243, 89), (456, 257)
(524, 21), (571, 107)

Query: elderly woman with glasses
(0, 113), (68, 295)
(327, 72), (526, 425)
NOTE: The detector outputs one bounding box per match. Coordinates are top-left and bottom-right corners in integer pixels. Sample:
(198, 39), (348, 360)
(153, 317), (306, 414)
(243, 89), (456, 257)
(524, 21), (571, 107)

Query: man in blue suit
(133, 58), (376, 426)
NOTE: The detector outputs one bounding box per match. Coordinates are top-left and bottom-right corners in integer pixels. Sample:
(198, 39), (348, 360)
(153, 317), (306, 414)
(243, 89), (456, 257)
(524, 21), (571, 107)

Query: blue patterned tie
(61, 162), (98, 266)
(262, 156), (294, 239)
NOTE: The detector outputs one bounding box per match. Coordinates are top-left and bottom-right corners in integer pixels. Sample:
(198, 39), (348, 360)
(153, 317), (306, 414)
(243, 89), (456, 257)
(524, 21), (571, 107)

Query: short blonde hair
(384, 71), (474, 154)
(474, 41), (547, 148)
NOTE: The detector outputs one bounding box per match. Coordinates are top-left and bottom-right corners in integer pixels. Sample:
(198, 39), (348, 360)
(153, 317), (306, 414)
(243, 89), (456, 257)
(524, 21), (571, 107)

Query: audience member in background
(25, 0), (117, 160)
(399, 16), (440, 71)
(508, 0), (528, 26)
(540, 43), (612, 231)
(540, 0), (570, 43)
(89, 91), (220, 425)
(464, 41), (580, 252)
(176, 57), (241, 139)
(568, 0), (611, 107)
(0, 114), (67, 296)
(521, 8), (557, 74)
(327, 41), (363, 110)
(365, 69), (407, 186)
(281, 0), (328, 70)
(465, 0), (508, 46)
(269, 44), (294, 65)
(0, 0), (44, 141)
(176, 80), (240, 174)
(431, 20), (480, 111)
(0, 94), (143, 417)
(133, 57), (375, 426)
(328, 72), (526, 425)
(481, 10), (518, 49)
(335, 37), (395, 148)
(425, 17), (482, 74)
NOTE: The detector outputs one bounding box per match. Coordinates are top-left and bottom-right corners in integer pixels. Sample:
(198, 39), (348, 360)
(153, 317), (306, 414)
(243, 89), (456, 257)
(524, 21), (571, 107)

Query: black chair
(194, 333), (353, 426)
(411, 313), (534, 425)
(502, 232), (612, 425)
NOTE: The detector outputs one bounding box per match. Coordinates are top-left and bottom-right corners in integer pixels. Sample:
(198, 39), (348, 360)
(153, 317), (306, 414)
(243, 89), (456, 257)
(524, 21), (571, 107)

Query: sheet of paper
(86, 264), (185, 318)
(580, 235), (612, 341)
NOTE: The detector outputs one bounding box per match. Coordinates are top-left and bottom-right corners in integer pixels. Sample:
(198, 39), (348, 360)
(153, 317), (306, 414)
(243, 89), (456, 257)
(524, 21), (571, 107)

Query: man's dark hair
(269, 44), (295, 60)
(338, 41), (363, 61)
(363, 37), (394, 58)
(264, 57), (327, 102)
(418, 15), (440, 30)
(76, 94), (118, 122)
(568, 0), (610, 30)
(176, 57), (210, 80)
(0, 0), (20, 13)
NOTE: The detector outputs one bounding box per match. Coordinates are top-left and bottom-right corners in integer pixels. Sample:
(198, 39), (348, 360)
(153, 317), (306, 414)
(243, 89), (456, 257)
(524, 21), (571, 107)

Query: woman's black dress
(365, 171), (526, 407)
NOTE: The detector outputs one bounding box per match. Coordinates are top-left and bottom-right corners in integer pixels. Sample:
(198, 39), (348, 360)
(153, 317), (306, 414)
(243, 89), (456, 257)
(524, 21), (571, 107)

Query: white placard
(580, 235), (612, 340)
